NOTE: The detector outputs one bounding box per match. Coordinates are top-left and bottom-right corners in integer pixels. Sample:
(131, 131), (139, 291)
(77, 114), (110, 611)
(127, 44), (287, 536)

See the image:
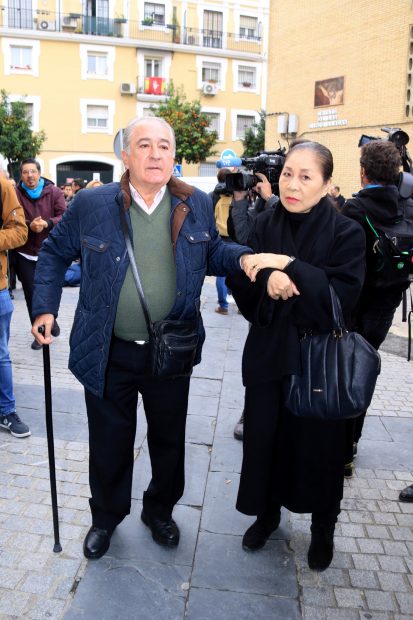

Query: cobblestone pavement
(0, 278), (412, 619)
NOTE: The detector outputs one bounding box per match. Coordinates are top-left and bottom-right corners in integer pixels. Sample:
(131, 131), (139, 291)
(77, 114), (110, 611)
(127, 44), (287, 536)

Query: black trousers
(84, 336), (190, 532)
(14, 252), (37, 322)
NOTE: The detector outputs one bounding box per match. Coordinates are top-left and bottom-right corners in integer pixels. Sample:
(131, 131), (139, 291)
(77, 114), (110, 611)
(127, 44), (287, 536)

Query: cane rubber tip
(53, 543), (62, 553)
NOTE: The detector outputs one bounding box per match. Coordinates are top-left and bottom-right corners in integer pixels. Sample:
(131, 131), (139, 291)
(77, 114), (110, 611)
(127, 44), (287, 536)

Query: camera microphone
(216, 157), (243, 169)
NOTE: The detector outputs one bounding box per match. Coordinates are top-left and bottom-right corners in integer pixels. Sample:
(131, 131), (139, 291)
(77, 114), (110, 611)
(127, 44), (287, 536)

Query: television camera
(358, 127), (413, 198)
(216, 149), (286, 195)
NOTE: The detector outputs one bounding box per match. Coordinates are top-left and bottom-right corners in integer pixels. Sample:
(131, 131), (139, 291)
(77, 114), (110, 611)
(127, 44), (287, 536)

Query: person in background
(86, 180), (104, 189)
(62, 183), (73, 204)
(210, 168), (234, 315)
(0, 172), (31, 438)
(14, 158), (66, 350)
(227, 142), (365, 572)
(341, 140), (411, 478)
(31, 116), (252, 560)
(328, 184), (345, 210)
(71, 178), (86, 196)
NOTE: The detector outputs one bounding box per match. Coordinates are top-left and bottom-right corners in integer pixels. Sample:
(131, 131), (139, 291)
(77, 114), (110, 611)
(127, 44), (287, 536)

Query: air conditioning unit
(120, 82), (137, 95)
(202, 83), (218, 96)
(37, 20), (55, 30)
(62, 16), (78, 28)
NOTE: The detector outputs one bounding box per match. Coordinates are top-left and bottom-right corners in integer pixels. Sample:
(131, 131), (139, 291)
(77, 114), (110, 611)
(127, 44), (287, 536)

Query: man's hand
(31, 314), (55, 345)
(233, 190), (248, 202)
(30, 216), (48, 233)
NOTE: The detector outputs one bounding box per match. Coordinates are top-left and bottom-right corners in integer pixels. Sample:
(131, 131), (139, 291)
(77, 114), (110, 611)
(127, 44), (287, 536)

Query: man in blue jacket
(31, 116), (251, 560)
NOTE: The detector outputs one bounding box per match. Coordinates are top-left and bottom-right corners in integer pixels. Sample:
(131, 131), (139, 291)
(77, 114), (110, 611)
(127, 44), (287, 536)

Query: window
(236, 114), (255, 139)
(10, 45), (32, 70)
(80, 45), (115, 81)
(204, 112), (220, 133)
(145, 57), (162, 77)
(202, 62), (220, 83)
(144, 2), (165, 25)
(80, 99), (115, 134)
(199, 162), (217, 176)
(87, 105), (108, 129)
(203, 10), (223, 48)
(239, 15), (258, 39)
(7, 95), (40, 131)
(238, 65), (256, 88)
(87, 52), (108, 76)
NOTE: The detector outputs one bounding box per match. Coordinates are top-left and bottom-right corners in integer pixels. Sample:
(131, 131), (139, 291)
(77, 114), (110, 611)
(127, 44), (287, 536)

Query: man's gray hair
(123, 116), (176, 156)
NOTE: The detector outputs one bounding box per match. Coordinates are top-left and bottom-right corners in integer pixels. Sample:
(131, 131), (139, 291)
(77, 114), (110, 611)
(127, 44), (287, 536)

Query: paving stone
(378, 555), (408, 573)
(64, 558), (189, 620)
(377, 571), (410, 592)
(352, 554), (380, 571)
(364, 590), (397, 612)
(334, 587), (365, 609)
(395, 593), (413, 614)
(186, 587), (301, 620)
(357, 538), (385, 554)
(349, 569), (378, 589)
(192, 531), (297, 597)
(302, 586), (336, 608)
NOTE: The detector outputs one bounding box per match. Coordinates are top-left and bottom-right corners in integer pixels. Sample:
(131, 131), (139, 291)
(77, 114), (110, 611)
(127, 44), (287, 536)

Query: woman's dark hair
(360, 140), (402, 185)
(284, 141), (333, 182)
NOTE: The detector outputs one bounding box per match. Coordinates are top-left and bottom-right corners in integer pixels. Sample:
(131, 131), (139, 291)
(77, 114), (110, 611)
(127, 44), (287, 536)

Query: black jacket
(342, 185), (410, 322)
(228, 196), (366, 387)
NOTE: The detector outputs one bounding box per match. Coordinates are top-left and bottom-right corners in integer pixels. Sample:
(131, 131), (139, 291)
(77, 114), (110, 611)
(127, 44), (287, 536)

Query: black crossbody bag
(120, 206), (199, 379)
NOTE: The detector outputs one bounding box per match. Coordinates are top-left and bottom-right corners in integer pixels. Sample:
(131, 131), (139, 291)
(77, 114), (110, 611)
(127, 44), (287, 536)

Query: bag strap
(119, 206), (153, 332)
(329, 284), (347, 332)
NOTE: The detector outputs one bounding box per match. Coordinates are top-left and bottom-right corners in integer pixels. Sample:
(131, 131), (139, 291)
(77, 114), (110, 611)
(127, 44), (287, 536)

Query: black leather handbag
(284, 285), (381, 420)
(120, 207), (199, 379)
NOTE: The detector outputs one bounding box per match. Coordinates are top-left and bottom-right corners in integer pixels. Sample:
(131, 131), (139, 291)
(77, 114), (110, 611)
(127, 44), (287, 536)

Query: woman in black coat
(228, 142), (366, 571)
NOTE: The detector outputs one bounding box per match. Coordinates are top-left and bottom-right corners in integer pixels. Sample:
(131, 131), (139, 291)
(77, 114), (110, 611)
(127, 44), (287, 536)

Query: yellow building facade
(266, 1), (413, 198)
(0, 0), (269, 184)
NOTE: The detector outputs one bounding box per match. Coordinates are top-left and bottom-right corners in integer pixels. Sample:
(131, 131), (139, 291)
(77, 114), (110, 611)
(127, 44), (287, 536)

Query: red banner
(144, 77), (165, 95)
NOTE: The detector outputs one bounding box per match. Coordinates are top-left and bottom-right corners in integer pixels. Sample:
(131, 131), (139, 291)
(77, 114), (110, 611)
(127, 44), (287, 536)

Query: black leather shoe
(141, 510), (180, 547)
(51, 321), (60, 337)
(308, 530), (334, 571)
(242, 509), (281, 551)
(83, 526), (111, 559)
(399, 484), (413, 502)
(31, 339), (42, 350)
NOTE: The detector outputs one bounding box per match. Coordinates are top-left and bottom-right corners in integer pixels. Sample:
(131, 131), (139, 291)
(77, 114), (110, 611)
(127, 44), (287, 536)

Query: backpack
(361, 197), (413, 288)
(214, 194), (232, 237)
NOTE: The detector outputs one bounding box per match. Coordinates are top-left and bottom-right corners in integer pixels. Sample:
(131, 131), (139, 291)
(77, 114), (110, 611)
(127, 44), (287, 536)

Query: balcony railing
(0, 9), (262, 54)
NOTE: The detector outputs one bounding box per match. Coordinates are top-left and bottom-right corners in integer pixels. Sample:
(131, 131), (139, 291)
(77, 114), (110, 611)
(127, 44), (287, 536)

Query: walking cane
(38, 326), (62, 553)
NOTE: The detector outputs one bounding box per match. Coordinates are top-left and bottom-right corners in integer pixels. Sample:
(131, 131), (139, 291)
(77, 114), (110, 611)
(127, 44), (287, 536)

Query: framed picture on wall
(314, 76), (344, 107)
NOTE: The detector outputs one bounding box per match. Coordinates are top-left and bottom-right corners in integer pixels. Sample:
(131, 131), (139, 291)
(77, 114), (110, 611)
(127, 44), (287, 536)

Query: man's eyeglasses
(22, 169), (39, 175)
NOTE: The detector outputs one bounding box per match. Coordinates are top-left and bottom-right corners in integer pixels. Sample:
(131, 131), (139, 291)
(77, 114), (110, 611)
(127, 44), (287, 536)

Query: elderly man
(15, 158), (66, 349)
(0, 172), (30, 438)
(31, 116), (252, 559)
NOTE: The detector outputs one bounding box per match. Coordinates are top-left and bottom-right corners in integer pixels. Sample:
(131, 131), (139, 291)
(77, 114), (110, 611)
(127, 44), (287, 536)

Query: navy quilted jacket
(32, 174), (251, 397)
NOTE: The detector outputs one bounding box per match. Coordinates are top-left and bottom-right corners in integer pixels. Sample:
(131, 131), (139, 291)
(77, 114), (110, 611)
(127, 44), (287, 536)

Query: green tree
(151, 84), (218, 164)
(242, 110), (266, 157)
(0, 90), (46, 179)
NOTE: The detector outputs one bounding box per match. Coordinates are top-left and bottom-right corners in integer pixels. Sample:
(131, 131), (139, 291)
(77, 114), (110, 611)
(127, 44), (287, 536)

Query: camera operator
(210, 168), (238, 315)
(228, 173), (279, 245)
(342, 139), (412, 477)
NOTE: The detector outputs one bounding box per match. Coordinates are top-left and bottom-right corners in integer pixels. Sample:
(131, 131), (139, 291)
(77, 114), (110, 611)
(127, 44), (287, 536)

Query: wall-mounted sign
(309, 108), (348, 129)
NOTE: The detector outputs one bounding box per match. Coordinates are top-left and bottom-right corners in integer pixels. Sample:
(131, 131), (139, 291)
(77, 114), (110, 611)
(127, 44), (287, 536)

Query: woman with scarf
(227, 142), (366, 571)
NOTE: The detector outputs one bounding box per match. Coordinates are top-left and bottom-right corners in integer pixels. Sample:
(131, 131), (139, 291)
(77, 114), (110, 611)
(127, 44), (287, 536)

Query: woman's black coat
(227, 197), (366, 515)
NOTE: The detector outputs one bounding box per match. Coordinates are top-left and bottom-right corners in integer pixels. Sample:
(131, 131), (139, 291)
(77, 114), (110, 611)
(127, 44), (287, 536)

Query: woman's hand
(267, 271), (300, 300)
(242, 253), (292, 282)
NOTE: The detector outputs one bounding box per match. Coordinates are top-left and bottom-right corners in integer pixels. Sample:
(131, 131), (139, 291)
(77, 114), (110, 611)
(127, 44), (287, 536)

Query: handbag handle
(329, 284), (347, 333)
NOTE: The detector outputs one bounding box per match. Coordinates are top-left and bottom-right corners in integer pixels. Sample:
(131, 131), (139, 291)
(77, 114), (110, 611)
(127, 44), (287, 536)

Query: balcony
(0, 9), (262, 54)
